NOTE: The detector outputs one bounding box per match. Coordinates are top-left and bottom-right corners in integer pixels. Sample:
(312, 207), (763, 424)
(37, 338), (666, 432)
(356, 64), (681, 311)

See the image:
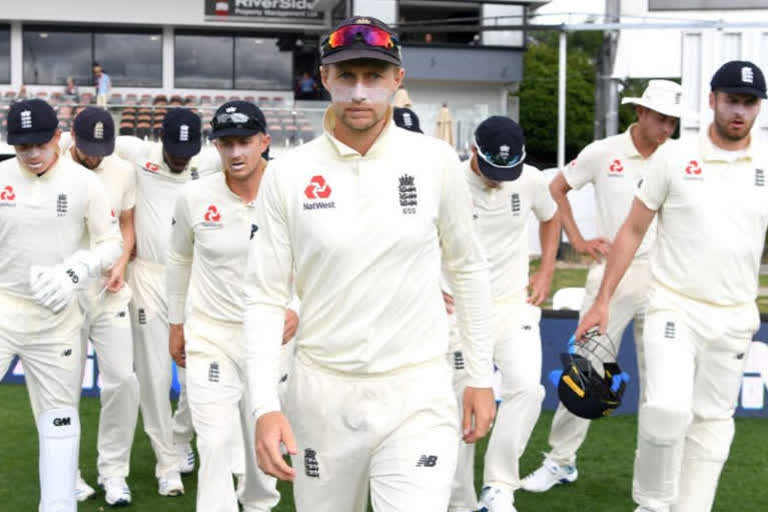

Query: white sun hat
(621, 79), (690, 118)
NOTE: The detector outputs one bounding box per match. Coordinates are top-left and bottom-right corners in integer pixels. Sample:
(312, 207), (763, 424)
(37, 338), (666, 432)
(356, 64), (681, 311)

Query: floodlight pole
(557, 28), (567, 170)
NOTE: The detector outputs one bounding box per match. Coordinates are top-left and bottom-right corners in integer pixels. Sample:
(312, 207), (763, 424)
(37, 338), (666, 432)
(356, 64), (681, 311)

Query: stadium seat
(136, 122), (151, 140)
(109, 93), (122, 104)
(119, 124), (135, 136)
(199, 95), (212, 105)
(552, 287), (586, 311)
(244, 96), (255, 103)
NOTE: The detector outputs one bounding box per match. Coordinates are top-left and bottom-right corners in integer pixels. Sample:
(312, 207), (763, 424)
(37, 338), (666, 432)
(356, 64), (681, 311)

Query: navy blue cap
(711, 60), (767, 99)
(474, 116), (526, 182)
(6, 99), (58, 145)
(209, 101), (267, 140)
(162, 108), (202, 158)
(393, 107), (422, 133)
(73, 107), (115, 157)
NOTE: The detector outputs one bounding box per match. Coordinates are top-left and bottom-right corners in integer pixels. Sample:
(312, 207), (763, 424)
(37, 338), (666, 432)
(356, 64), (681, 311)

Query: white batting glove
(29, 263), (86, 314)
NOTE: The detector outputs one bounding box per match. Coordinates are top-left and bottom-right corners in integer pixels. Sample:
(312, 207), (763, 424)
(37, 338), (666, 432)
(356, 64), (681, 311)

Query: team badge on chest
(56, 193), (68, 217)
(511, 193), (521, 215)
(398, 174), (417, 215)
(755, 168), (764, 187)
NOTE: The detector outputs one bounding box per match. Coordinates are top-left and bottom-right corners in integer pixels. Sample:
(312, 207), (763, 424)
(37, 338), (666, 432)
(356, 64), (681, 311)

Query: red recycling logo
(305, 175), (332, 200)
(0, 185), (15, 201)
(609, 159), (623, 173)
(204, 205), (221, 222)
(685, 160), (702, 175)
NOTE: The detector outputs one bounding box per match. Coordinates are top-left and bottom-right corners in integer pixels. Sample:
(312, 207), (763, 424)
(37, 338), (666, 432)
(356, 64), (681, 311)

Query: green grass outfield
(1, 384), (766, 511)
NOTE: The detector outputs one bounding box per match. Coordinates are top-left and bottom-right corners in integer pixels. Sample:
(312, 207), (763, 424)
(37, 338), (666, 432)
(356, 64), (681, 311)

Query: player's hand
(283, 309), (299, 345)
(169, 323), (186, 368)
(573, 237), (611, 263)
(255, 411), (297, 481)
(574, 300), (609, 342)
(462, 386), (496, 443)
(527, 269), (553, 306)
(442, 291), (455, 315)
(29, 265), (76, 314)
(105, 262), (126, 293)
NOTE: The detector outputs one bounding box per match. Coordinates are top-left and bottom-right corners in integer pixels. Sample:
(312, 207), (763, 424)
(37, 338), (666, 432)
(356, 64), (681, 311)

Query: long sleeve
(438, 152), (494, 388)
(243, 167), (295, 420)
(83, 174), (123, 277)
(166, 190), (194, 324)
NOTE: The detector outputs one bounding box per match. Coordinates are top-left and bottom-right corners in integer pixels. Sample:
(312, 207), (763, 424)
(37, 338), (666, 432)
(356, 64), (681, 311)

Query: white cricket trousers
(547, 258), (650, 466)
(129, 260), (193, 477)
(79, 297), (139, 479)
(284, 353), (459, 512)
(0, 293), (83, 511)
(185, 315), (279, 512)
(632, 283), (758, 512)
(449, 302), (544, 510)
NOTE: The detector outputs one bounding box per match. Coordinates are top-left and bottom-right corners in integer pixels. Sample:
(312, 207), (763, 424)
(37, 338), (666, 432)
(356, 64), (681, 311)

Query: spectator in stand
(296, 72), (318, 100)
(93, 62), (111, 108)
(64, 77), (79, 102)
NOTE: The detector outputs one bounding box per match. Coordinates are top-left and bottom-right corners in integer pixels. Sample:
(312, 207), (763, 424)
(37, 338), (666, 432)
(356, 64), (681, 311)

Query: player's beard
(72, 146), (102, 170)
(713, 109), (755, 142)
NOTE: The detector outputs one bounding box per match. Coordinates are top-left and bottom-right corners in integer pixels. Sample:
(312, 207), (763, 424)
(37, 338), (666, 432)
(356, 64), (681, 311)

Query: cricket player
(114, 107), (219, 496)
(167, 101), (292, 511)
(523, 80), (684, 492)
(0, 99), (122, 511)
(59, 108), (139, 506)
(244, 16), (495, 512)
(447, 116), (560, 512)
(576, 60), (767, 512)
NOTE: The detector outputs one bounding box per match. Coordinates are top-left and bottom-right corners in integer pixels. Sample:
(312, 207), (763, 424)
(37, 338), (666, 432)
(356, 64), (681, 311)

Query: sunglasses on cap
(211, 112), (264, 131)
(325, 24), (399, 51)
(474, 134), (526, 168)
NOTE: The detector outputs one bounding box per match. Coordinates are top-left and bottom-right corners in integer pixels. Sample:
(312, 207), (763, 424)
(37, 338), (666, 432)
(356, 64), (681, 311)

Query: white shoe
(477, 486), (517, 512)
(75, 471), (96, 502)
(521, 457), (578, 492)
(176, 442), (195, 474)
(101, 477), (132, 506)
(635, 507), (669, 512)
(158, 470), (184, 497)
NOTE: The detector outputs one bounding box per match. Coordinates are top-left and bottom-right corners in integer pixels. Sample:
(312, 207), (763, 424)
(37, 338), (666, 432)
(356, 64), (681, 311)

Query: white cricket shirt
(60, 138), (136, 309)
(0, 155), (122, 331)
(466, 162), (557, 302)
(636, 132), (768, 306)
(167, 172), (260, 326)
(564, 126), (661, 259)
(244, 110), (494, 418)
(114, 137), (220, 267)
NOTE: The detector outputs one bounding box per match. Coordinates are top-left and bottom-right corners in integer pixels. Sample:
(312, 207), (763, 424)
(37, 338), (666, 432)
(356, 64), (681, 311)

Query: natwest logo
(685, 160), (702, 176)
(305, 175), (332, 200)
(609, 159), (623, 173)
(204, 205), (222, 222)
(303, 175), (335, 210)
(144, 162), (160, 173)
(0, 185), (15, 201)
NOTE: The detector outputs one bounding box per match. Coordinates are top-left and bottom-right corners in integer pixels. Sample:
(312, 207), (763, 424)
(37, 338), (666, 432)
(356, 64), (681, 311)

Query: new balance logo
(62, 348), (72, 357)
(416, 455), (438, 467)
(190, 167), (199, 180)
(117, 311), (126, 318)
(250, 224), (258, 240)
(756, 169), (764, 187)
(664, 321), (676, 339)
(138, 308), (147, 325)
(304, 449), (319, 478)
(53, 417), (71, 427)
(208, 362), (220, 383)
(56, 193), (68, 217)
(453, 351), (465, 370)
(511, 193), (521, 215)
(65, 268), (80, 284)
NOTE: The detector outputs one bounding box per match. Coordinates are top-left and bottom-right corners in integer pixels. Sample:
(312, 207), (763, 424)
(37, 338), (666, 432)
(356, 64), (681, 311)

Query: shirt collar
(621, 124), (644, 159)
(323, 105), (395, 159)
(699, 127), (755, 163)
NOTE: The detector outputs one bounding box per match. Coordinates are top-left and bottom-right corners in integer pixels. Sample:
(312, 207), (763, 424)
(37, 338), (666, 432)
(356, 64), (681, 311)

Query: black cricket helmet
(557, 329), (629, 419)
